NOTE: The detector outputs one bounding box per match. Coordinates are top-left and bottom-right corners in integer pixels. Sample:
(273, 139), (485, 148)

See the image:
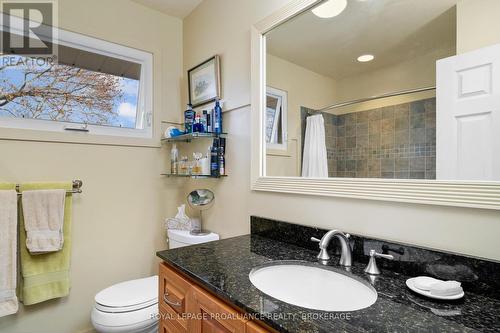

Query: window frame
(0, 15), (154, 142)
(266, 86), (288, 151)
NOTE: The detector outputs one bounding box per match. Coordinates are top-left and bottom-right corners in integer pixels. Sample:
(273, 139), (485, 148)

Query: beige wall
(265, 54), (337, 177)
(0, 0), (183, 332)
(457, 0), (500, 54)
(183, 0), (500, 261)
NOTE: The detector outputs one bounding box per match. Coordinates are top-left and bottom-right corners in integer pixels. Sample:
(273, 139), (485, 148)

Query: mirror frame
(250, 0), (500, 210)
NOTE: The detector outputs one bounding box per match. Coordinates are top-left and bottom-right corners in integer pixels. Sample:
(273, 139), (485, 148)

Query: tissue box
(166, 218), (191, 231)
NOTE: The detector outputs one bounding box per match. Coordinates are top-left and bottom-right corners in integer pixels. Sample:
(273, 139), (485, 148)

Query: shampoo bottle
(218, 138), (226, 176)
(206, 110), (212, 133)
(201, 110), (208, 133)
(213, 98), (223, 134)
(184, 104), (195, 133)
(193, 113), (202, 133)
(210, 138), (220, 177)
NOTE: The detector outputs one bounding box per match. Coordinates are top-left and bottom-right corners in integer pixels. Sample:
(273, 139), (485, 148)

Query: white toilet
(168, 229), (219, 249)
(91, 230), (219, 332)
(91, 276), (159, 333)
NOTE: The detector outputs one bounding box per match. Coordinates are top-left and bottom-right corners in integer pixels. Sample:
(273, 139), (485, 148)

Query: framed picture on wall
(188, 55), (221, 107)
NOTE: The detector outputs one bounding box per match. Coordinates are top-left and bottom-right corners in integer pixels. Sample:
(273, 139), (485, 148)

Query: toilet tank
(167, 229), (219, 249)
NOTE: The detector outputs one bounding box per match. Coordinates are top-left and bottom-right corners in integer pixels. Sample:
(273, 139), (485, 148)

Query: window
(266, 86), (287, 150)
(0, 14), (153, 139)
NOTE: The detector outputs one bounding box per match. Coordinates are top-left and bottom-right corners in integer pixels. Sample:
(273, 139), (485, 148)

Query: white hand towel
(0, 190), (18, 317)
(22, 189), (66, 254)
(413, 276), (441, 291)
(429, 280), (463, 297)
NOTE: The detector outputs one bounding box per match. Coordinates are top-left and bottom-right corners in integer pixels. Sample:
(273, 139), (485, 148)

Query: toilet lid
(95, 275), (158, 313)
(168, 229), (219, 244)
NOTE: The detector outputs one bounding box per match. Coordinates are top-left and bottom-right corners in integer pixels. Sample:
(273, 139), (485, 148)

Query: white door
(436, 43), (500, 180)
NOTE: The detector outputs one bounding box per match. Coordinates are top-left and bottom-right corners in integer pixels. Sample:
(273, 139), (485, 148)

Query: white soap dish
(406, 278), (464, 300)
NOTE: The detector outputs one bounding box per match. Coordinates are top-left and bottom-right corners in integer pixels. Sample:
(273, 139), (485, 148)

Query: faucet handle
(364, 249), (394, 275)
(372, 250), (394, 260)
(311, 237), (330, 261)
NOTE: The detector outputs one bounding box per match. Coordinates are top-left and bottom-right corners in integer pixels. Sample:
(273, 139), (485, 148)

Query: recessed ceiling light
(357, 54), (375, 62)
(312, 0), (348, 18)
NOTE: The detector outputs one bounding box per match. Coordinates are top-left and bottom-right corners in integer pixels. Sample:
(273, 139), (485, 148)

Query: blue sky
(0, 57), (140, 129)
(115, 78), (140, 128)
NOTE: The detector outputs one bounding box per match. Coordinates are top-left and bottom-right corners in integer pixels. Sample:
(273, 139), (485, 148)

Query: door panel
(437, 43), (500, 180)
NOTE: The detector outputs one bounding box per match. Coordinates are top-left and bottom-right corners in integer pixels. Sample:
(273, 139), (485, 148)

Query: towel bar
(15, 180), (83, 195)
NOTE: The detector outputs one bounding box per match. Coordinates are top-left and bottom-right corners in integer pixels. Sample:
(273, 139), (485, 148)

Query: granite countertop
(157, 235), (500, 333)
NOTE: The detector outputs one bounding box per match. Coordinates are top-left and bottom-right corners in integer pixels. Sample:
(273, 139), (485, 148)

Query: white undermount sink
(249, 262), (377, 311)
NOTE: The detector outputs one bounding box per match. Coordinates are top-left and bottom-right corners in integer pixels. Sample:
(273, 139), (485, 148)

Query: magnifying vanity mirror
(187, 189), (215, 235)
(250, 0), (500, 209)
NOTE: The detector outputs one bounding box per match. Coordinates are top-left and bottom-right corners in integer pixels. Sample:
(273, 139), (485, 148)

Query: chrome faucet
(311, 230), (352, 266)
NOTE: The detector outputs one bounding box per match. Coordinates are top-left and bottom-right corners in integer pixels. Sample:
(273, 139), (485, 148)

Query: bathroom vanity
(157, 217), (500, 333)
(158, 261), (274, 333)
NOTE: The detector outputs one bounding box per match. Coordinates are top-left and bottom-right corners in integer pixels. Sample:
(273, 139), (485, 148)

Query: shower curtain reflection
(300, 98), (436, 179)
(301, 114), (328, 177)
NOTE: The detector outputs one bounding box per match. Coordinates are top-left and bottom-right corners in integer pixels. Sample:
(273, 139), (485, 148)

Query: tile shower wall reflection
(301, 98), (436, 179)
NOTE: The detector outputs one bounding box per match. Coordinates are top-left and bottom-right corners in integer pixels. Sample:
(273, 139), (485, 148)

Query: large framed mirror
(251, 0), (500, 209)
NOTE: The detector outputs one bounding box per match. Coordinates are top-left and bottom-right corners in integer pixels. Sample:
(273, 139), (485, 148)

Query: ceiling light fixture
(357, 54), (375, 62)
(312, 0), (348, 18)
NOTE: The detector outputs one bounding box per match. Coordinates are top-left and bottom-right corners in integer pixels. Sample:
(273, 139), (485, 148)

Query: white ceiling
(266, 0), (458, 80)
(132, 0), (203, 18)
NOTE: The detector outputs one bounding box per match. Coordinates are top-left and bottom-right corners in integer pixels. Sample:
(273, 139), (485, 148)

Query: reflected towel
(302, 114), (329, 177)
(19, 182), (73, 305)
(22, 189), (66, 253)
(0, 184), (18, 317)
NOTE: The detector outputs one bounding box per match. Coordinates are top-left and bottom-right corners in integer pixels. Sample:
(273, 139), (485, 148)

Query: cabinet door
(246, 321), (271, 333)
(187, 285), (248, 333)
(159, 304), (187, 333)
(159, 263), (191, 330)
(160, 315), (185, 333)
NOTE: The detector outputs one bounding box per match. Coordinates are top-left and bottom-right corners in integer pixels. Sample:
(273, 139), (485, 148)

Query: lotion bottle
(170, 144), (179, 175)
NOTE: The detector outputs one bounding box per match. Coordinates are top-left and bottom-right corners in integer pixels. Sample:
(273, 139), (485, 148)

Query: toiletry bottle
(193, 113), (201, 133)
(201, 110), (208, 133)
(202, 148), (211, 175)
(210, 138), (220, 177)
(218, 138), (226, 176)
(179, 156), (188, 175)
(213, 98), (223, 134)
(192, 152), (202, 175)
(206, 110), (212, 133)
(184, 104), (195, 133)
(170, 144), (179, 175)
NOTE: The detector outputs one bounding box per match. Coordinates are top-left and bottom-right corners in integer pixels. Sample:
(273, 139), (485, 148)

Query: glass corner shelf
(161, 132), (227, 143)
(161, 173), (227, 179)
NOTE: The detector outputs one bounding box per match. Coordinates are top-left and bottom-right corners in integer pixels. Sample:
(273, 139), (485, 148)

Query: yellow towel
(18, 182), (73, 305)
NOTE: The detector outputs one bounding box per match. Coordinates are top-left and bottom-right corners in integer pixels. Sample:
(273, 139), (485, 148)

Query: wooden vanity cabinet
(245, 321), (271, 333)
(187, 285), (248, 332)
(159, 262), (275, 333)
(159, 263), (191, 331)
